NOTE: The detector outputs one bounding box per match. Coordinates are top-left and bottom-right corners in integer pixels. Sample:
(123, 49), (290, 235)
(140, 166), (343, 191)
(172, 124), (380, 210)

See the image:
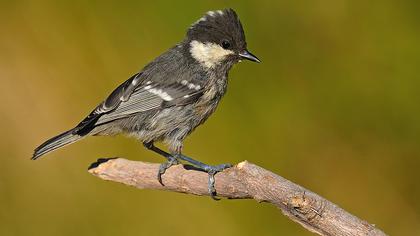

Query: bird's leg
(143, 142), (231, 199)
(143, 141), (179, 185)
(174, 153), (232, 200)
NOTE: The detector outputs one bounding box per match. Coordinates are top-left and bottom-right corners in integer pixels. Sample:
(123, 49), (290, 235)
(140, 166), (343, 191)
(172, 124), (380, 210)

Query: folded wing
(73, 72), (205, 135)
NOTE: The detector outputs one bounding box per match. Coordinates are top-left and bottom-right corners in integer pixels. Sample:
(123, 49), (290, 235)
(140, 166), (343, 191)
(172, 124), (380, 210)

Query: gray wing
(73, 72), (144, 135)
(73, 72), (205, 135)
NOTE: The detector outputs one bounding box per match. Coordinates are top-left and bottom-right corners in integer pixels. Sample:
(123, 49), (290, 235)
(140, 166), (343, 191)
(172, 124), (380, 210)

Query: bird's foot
(204, 163), (233, 200)
(157, 156), (179, 185)
(174, 154), (232, 200)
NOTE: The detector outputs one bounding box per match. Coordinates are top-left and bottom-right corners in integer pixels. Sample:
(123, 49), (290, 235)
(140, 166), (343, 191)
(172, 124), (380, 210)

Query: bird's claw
(157, 156), (179, 185)
(206, 163), (232, 200)
(156, 150), (232, 200)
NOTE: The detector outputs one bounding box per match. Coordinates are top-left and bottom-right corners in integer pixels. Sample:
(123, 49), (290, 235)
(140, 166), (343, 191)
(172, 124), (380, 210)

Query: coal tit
(33, 8), (260, 199)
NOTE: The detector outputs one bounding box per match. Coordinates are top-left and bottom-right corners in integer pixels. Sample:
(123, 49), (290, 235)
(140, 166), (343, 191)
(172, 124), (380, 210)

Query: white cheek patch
(190, 40), (234, 69)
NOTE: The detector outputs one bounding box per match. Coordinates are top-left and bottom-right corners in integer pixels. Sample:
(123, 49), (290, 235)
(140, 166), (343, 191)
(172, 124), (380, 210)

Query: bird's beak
(239, 50), (261, 63)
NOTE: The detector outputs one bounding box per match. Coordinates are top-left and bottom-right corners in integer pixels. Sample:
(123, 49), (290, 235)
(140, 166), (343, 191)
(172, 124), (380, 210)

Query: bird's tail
(32, 128), (84, 160)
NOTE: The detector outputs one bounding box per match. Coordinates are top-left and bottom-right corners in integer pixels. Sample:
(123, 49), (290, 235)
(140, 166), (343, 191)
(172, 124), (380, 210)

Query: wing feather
(73, 72), (144, 135)
(73, 72), (206, 134)
(96, 89), (162, 124)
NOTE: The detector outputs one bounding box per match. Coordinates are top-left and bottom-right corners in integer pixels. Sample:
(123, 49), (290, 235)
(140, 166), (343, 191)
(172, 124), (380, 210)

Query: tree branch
(88, 158), (386, 236)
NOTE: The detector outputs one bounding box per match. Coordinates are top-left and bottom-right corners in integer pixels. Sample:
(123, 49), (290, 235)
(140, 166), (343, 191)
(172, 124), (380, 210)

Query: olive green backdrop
(1, 0), (419, 235)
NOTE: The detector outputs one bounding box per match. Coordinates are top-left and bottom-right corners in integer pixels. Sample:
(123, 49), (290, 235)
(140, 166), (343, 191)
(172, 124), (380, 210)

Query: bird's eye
(221, 40), (231, 49)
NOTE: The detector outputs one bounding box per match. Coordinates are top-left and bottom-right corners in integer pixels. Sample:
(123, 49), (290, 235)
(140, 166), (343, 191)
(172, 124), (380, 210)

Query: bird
(32, 8), (260, 199)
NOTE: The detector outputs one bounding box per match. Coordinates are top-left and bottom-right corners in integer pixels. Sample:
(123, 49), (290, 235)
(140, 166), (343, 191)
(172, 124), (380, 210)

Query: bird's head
(185, 8), (260, 70)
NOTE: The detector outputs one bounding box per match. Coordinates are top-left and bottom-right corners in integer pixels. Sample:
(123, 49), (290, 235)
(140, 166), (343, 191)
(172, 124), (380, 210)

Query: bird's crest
(188, 8), (245, 46)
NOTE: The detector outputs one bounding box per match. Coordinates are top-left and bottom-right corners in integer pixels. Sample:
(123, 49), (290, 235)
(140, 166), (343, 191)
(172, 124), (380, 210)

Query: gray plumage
(33, 8), (259, 165)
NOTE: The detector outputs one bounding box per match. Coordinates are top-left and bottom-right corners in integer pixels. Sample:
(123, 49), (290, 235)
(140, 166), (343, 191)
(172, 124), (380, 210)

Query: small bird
(33, 8), (260, 199)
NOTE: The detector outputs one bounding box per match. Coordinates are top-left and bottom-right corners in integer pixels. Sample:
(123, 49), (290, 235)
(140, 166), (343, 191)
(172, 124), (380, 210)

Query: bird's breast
(194, 76), (228, 124)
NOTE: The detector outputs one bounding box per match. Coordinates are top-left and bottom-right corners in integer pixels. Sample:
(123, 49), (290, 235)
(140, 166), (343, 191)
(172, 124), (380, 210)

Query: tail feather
(32, 129), (84, 160)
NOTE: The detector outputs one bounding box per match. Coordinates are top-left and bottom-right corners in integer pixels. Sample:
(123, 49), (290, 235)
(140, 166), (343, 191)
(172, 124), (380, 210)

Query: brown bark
(88, 158), (387, 236)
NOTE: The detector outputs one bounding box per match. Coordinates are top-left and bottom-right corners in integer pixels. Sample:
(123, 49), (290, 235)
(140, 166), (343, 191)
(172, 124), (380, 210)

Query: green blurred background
(1, 0), (419, 235)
